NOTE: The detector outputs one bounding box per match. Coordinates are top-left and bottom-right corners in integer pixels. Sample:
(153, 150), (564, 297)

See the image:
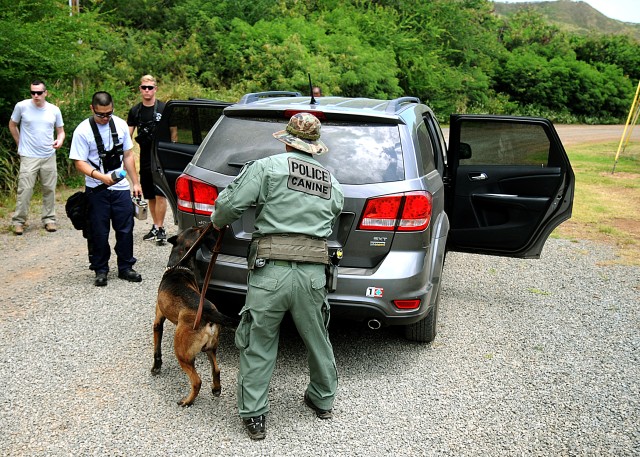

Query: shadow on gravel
(207, 300), (428, 384)
(271, 313), (429, 378)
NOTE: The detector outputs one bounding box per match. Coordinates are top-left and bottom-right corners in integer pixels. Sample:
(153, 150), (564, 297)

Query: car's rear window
(195, 117), (404, 185)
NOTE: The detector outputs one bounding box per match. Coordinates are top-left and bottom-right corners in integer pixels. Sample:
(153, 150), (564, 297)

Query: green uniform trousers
(235, 260), (337, 418)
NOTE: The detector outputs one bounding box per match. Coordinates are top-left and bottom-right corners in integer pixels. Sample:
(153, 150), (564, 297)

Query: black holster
(326, 264), (339, 293)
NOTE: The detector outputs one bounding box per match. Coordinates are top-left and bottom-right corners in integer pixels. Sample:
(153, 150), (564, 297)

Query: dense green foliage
(1, 0), (639, 194)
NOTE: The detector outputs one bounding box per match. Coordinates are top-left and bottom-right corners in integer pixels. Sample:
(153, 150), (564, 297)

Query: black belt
(263, 259), (323, 267)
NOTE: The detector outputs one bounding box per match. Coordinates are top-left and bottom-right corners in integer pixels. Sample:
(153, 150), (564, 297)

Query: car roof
(223, 92), (424, 123)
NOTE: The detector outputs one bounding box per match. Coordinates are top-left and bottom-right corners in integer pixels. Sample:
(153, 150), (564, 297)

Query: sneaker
(304, 392), (332, 420)
(242, 415), (266, 441)
(14, 224), (24, 235)
(143, 227), (159, 241)
(156, 227), (167, 245)
(45, 223), (57, 232)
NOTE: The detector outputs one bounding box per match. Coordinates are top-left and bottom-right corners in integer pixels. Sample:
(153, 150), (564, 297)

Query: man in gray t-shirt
(9, 79), (65, 235)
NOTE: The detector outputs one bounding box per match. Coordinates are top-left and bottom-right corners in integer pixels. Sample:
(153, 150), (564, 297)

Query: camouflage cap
(272, 112), (328, 155)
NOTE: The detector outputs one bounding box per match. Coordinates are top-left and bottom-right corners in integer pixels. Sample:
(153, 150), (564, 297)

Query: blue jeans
(86, 188), (136, 274)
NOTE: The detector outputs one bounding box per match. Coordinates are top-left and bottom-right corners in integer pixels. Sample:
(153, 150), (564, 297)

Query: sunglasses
(140, 85), (156, 91)
(94, 111), (114, 119)
(30, 91), (45, 96)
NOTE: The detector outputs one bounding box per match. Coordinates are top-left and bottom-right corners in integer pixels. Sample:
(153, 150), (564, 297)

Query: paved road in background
(553, 124), (639, 146)
(442, 123), (639, 147)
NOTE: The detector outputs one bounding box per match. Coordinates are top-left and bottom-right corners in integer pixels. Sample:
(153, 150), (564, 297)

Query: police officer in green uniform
(210, 113), (344, 441)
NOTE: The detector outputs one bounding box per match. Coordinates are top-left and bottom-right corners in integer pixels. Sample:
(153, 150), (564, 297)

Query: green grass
(555, 139), (640, 265)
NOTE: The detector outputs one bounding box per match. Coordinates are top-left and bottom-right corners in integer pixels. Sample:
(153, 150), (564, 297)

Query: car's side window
(163, 106), (195, 145)
(164, 105), (225, 145)
(459, 121), (551, 166)
(424, 113), (447, 176)
(416, 121), (435, 176)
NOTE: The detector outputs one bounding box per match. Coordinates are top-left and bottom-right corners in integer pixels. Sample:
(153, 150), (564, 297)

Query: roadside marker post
(612, 80), (640, 174)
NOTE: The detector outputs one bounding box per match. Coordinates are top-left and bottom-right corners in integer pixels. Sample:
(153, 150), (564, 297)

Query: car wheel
(403, 281), (441, 343)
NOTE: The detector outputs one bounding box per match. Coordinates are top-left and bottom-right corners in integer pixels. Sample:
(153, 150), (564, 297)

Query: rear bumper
(197, 249), (438, 327)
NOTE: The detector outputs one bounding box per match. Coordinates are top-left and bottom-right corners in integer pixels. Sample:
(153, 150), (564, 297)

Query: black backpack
(65, 191), (88, 230)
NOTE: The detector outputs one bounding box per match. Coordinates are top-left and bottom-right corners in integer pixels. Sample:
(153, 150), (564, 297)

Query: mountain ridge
(493, 1), (640, 39)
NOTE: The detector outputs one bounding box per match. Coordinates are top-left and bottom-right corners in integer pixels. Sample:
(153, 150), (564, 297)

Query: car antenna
(309, 73), (318, 105)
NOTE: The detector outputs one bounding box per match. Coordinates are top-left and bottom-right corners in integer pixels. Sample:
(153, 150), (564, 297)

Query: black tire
(403, 282), (441, 343)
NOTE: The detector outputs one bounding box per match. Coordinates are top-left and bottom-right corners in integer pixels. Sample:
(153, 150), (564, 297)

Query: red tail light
(175, 174), (218, 216)
(393, 299), (421, 310)
(357, 191), (432, 232)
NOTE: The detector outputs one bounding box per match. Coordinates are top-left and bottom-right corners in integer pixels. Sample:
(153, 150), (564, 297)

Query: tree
(572, 33), (640, 81)
(0, 1), (103, 124)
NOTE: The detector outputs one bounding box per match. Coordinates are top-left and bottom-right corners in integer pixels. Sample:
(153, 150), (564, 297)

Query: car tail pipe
(367, 319), (382, 330)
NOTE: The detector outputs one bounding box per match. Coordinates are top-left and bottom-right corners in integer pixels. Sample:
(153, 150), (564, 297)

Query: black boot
(94, 272), (108, 287)
(242, 414), (266, 440)
(304, 392), (332, 419)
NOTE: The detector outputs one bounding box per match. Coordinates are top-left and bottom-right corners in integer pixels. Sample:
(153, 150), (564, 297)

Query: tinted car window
(425, 112), (447, 174)
(415, 121), (436, 175)
(167, 105), (226, 145)
(196, 117), (404, 185)
(459, 121), (551, 166)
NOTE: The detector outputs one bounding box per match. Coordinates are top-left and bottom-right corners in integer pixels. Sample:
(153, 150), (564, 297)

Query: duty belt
(248, 234), (329, 269)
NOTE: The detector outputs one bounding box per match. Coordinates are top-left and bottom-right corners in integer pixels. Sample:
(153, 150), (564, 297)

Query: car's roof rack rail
(386, 96), (421, 113)
(238, 91), (302, 104)
(188, 97), (229, 103)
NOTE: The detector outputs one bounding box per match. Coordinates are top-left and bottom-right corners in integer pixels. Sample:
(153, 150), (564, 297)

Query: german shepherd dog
(152, 225), (238, 406)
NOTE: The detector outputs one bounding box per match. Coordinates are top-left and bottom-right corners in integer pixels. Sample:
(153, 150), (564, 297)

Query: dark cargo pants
(85, 188), (136, 274)
(235, 260), (337, 418)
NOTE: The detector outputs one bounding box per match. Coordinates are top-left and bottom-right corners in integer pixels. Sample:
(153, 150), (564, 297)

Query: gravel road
(1, 199), (638, 456)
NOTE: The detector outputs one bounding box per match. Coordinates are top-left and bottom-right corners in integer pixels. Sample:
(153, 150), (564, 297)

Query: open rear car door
(445, 115), (575, 259)
(151, 99), (231, 219)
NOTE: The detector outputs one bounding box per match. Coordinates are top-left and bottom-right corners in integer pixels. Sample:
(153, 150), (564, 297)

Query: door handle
(469, 172), (488, 181)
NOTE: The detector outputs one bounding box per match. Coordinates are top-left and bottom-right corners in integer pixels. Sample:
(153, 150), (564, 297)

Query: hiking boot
(45, 223), (57, 232)
(143, 227), (158, 241)
(304, 392), (332, 420)
(118, 268), (142, 282)
(95, 272), (108, 287)
(156, 227), (167, 245)
(242, 415), (266, 441)
(14, 224), (24, 235)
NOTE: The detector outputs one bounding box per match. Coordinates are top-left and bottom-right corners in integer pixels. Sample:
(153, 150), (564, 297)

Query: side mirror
(459, 142), (472, 160)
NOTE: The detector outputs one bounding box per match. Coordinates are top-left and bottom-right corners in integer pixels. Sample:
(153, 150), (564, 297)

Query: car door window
(164, 105), (226, 145)
(459, 121), (551, 166)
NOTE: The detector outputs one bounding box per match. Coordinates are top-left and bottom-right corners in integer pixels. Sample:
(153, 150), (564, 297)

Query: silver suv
(152, 92), (574, 343)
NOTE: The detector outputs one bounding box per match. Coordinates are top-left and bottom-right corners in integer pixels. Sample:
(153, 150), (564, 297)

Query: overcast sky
(493, 0), (640, 24)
